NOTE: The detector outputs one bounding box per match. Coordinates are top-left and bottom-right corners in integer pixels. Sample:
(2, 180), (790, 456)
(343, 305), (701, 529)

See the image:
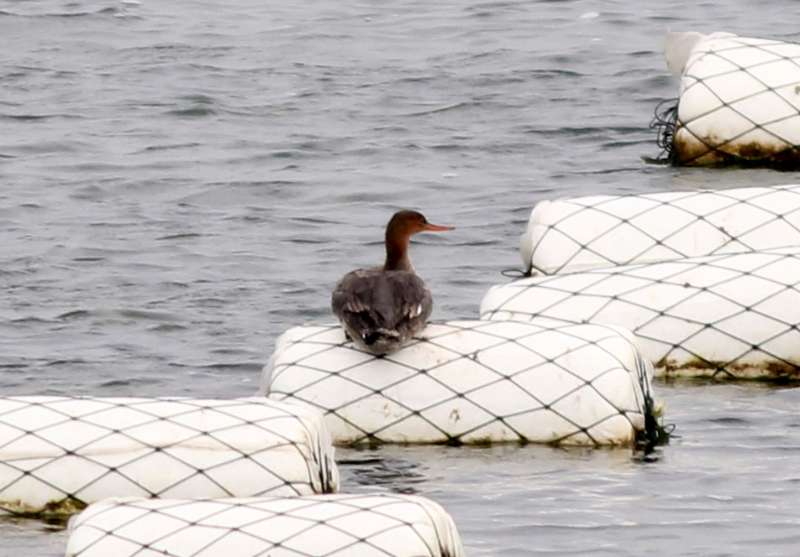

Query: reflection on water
(340, 452), (430, 494)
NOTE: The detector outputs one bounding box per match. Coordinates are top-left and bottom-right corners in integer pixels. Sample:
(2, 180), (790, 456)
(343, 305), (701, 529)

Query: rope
(648, 98), (678, 164)
(500, 267), (530, 279)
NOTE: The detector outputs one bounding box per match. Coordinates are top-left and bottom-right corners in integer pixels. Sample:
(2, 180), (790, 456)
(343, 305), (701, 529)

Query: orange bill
(423, 223), (454, 232)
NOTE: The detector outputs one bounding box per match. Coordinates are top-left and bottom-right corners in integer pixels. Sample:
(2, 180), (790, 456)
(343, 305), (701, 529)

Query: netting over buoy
(65, 494), (464, 557)
(483, 247), (800, 380)
(0, 397), (338, 518)
(518, 184), (800, 274)
(660, 32), (800, 168)
(263, 321), (657, 446)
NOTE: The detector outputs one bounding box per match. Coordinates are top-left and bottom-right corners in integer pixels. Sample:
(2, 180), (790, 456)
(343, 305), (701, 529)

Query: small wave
(147, 323), (188, 332)
(404, 101), (477, 117)
(278, 286), (317, 296)
(156, 233), (204, 241)
(527, 68), (583, 78)
(443, 239), (500, 247)
(191, 297), (227, 307)
(290, 215), (340, 225)
(171, 362), (263, 373)
(0, 6), (121, 18)
(569, 166), (643, 176)
(10, 141), (84, 154)
(59, 7), (120, 17)
(140, 142), (200, 153)
(269, 150), (301, 159)
(288, 236), (328, 245)
(197, 362), (264, 373)
(10, 316), (56, 324)
(0, 363), (26, 370)
(73, 256), (106, 262)
(707, 416), (750, 425)
(45, 359), (88, 367)
(69, 185), (108, 201)
(0, 113), (58, 121)
(117, 309), (180, 321)
(99, 377), (160, 388)
(56, 309), (90, 321)
(601, 139), (652, 150)
(163, 94), (218, 118)
(209, 348), (259, 356)
(55, 308), (179, 322)
(165, 107), (217, 118)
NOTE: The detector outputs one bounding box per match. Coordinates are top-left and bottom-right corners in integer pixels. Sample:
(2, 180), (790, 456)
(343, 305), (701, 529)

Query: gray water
(2, 0), (800, 555)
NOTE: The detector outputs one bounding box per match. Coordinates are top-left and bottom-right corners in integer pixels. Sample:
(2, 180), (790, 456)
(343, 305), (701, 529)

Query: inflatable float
(482, 247), (800, 380)
(0, 397), (338, 518)
(657, 32), (800, 168)
(262, 321), (657, 446)
(519, 184), (800, 275)
(65, 493), (464, 557)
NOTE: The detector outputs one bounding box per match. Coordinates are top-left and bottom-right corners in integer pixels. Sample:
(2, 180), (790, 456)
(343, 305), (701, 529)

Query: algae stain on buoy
(1, 496), (86, 522)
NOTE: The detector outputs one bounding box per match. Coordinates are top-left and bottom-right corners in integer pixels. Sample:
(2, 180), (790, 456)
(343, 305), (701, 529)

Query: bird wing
(331, 269), (432, 331)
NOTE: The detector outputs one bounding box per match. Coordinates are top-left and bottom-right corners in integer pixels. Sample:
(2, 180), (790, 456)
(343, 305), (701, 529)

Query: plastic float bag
(0, 397), (338, 519)
(65, 493), (464, 557)
(483, 247), (800, 380)
(658, 32), (800, 167)
(262, 321), (657, 446)
(519, 184), (800, 274)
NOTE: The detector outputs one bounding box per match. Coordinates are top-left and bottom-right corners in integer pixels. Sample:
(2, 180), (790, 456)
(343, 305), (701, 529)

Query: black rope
(634, 354), (673, 454)
(648, 97), (678, 164)
(500, 267), (530, 279)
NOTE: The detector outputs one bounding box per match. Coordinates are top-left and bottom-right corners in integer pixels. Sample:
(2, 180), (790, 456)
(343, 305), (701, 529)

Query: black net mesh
(265, 321), (657, 447)
(662, 35), (800, 168)
(65, 493), (464, 557)
(0, 397), (338, 519)
(521, 184), (800, 275)
(483, 247), (800, 381)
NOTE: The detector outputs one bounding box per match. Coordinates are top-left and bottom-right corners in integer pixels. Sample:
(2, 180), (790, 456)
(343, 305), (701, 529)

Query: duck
(331, 210), (453, 355)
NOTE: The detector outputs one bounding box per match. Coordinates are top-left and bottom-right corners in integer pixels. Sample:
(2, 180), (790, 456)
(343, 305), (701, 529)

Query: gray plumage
(332, 268), (432, 355)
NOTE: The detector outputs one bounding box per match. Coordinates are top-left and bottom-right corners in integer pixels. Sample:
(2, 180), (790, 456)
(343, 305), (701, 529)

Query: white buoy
(0, 397), (338, 518)
(665, 32), (800, 167)
(518, 184), (800, 274)
(263, 321), (656, 446)
(483, 247), (800, 380)
(65, 494), (464, 557)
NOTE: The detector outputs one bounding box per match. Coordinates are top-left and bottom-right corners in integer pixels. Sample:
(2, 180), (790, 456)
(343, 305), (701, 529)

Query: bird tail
(362, 328), (400, 346)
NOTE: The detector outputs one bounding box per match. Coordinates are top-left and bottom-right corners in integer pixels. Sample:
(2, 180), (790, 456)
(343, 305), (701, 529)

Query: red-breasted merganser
(331, 210), (453, 355)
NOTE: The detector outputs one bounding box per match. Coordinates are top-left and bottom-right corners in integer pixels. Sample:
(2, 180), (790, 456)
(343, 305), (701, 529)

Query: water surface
(2, 0), (800, 554)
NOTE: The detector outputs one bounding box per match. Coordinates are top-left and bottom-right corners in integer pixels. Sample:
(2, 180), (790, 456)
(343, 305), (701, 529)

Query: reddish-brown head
(385, 210), (454, 241)
(384, 210), (453, 271)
